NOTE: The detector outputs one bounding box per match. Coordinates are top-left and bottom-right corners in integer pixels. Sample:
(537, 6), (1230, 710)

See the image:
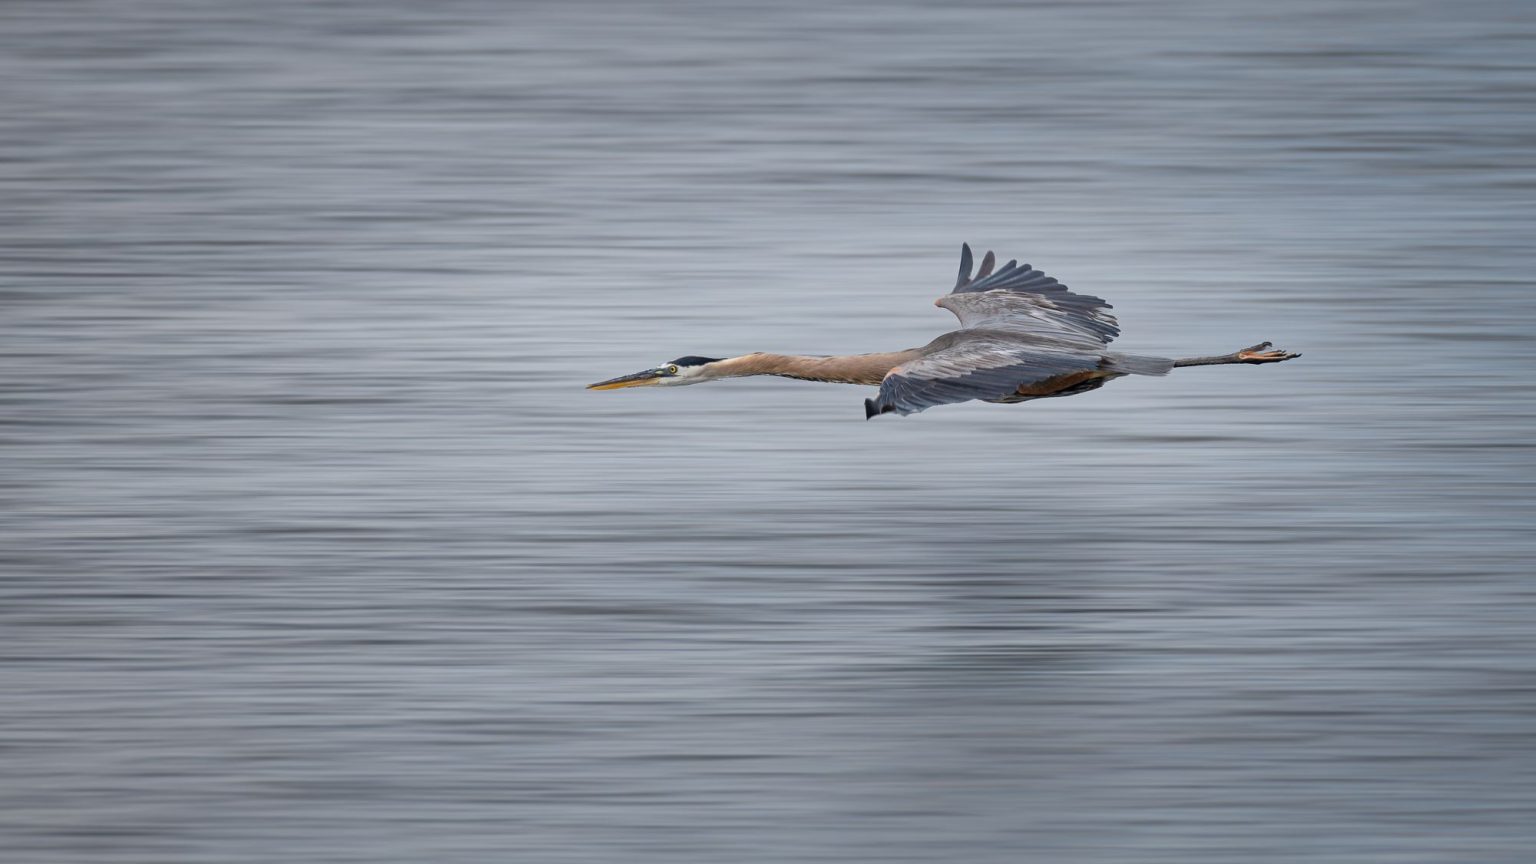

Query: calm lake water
(4, 1), (1535, 861)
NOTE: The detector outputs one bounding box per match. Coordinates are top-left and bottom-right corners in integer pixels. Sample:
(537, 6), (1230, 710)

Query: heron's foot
(1235, 342), (1300, 364)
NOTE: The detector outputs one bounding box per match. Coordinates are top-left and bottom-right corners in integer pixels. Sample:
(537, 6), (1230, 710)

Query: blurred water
(4, 0), (1535, 861)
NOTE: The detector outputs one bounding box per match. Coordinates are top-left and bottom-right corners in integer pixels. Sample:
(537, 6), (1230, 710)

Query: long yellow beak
(587, 369), (664, 390)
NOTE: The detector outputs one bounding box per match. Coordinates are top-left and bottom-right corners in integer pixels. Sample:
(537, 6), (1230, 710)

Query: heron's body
(589, 244), (1298, 418)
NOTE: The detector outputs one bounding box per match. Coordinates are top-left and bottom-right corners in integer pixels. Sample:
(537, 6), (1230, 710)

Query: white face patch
(655, 360), (717, 386)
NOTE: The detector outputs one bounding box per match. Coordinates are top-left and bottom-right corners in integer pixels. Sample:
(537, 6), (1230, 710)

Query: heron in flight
(589, 244), (1298, 418)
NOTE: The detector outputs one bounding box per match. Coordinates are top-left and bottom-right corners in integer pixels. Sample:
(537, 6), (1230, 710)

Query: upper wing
(864, 333), (1102, 418)
(937, 243), (1119, 346)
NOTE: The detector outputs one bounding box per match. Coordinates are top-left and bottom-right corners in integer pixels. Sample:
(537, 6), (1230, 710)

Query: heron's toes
(1236, 342), (1300, 364)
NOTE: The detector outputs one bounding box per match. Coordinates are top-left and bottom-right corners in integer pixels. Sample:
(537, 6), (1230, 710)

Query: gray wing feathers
(957, 258), (1061, 295)
(975, 249), (996, 280)
(866, 244), (1163, 416)
(954, 243), (973, 289)
(867, 336), (1100, 417)
(953, 245), (999, 288)
(940, 243), (1119, 345)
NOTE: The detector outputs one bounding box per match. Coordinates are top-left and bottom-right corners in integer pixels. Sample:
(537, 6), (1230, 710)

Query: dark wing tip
(976, 250), (996, 280)
(955, 243), (974, 290)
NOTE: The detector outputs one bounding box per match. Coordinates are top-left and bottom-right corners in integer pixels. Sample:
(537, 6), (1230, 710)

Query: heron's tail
(1103, 353), (1175, 376)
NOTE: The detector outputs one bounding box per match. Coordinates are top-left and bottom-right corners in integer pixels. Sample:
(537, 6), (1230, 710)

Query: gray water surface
(4, 1), (1536, 861)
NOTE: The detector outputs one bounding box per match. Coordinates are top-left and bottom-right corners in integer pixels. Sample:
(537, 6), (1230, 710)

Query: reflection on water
(3, 0), (1535, 861)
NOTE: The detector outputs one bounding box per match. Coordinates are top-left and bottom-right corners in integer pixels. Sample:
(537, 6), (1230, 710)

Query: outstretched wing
(864, 244), (1124, 417)
(938, 243), (1119, 346)
(865, 332), (1102, 418)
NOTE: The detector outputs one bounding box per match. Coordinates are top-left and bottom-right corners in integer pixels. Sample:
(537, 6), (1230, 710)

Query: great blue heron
(589, 244), (1299, 418)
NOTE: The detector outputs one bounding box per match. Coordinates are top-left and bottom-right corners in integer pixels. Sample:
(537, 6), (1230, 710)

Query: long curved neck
(713, 350), (920, 386)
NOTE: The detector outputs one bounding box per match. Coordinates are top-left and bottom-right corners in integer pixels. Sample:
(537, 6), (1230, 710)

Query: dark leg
(1174, 342), (1300, 368)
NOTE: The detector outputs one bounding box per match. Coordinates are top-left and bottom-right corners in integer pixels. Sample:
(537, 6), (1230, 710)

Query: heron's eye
(667, 365), (679, 375)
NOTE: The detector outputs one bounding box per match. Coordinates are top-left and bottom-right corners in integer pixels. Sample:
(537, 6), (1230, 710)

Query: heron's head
(587, 355), (725, 390)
